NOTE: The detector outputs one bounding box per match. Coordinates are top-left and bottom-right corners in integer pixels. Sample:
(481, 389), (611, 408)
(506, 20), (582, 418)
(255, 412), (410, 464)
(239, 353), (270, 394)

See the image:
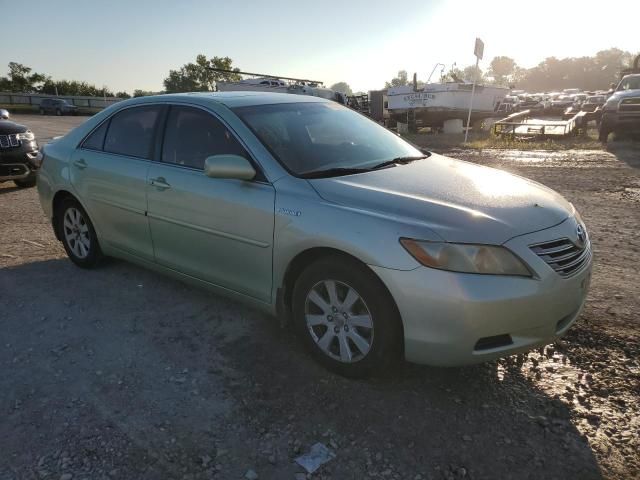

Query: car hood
(609, 89), (640, 100)
(308, 153), (574, 245)
(0, 120), (28, 134)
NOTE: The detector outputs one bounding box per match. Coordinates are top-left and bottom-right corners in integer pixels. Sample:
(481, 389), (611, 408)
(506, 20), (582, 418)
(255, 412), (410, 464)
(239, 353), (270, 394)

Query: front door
(146, 105), (275, 302)
(70, 105), (163, 261)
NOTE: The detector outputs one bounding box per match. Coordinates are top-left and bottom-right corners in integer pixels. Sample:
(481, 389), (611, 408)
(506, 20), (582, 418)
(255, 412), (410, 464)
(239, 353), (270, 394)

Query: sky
(1, 0), (638, 94)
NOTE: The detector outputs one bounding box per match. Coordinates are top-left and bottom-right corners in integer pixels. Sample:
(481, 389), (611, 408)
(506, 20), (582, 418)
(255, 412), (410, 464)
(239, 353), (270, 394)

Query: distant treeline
(386, 48), (638, 92)
(3, 48), (638, 100)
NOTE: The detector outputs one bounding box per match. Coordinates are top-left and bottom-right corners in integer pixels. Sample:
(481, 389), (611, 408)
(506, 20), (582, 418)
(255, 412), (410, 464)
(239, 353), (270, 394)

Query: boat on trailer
(387, 81), (509, 130)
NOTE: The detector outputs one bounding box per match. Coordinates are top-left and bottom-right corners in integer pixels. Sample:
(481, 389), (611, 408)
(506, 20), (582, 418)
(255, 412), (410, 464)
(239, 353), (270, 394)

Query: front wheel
(292, 256), (402, 377)
(56, 199), (103, 268)
(14, 174), (36, 188)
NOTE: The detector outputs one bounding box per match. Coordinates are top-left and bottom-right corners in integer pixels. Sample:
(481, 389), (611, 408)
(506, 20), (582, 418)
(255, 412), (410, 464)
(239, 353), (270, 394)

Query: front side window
(233, 102), (422, 176)
(161, 106), (248, 170)
(103, 105), (161, 159)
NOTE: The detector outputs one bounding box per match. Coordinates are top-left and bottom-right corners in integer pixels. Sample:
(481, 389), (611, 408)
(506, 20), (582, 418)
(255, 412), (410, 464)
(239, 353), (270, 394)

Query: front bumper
(372, 217), (592, 366)
(601, 112), (640, 133)
(0, 143), (41, 181)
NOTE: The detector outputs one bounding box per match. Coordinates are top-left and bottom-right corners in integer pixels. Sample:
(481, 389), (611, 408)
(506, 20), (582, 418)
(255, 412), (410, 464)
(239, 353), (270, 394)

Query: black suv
(0, 118), (41, 188)
(39, 98), (79, 116)
(599, 74), (640, 142)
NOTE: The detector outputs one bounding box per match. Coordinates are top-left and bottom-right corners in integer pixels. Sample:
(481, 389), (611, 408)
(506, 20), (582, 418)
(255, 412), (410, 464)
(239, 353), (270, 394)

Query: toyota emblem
(576, 224), (586, 247)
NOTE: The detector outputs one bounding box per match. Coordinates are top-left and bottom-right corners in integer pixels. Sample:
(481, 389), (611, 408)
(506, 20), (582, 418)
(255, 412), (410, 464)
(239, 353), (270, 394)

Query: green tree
(489, 56), (517, 85)
(115, 91), (131, 99)
(462, 65), (483, 82)
(385, 70), (409, 88)
(330, 82), (352, 95)
(40, 79), (114, 96)
(163, 54), (242, 93)
(133, 89), (157, 97)
(0, 62), (47, 92)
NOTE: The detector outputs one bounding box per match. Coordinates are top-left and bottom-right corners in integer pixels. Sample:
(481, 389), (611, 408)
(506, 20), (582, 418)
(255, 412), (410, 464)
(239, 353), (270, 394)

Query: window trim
(156, 102), (268, 183)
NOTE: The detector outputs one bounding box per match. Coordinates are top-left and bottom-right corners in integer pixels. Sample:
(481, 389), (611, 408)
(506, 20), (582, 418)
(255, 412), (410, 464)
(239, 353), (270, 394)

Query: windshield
(617, 76), (640, 91)
(233, 102), (423, 176)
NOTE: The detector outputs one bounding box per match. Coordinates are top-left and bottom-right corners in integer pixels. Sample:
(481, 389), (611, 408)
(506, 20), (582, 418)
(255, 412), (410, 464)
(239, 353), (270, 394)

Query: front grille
(530, 238), (591, 278)
(0, 134), (20, 149)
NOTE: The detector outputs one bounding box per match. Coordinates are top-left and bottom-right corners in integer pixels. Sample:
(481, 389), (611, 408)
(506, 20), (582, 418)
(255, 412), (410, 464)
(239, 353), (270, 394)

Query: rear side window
(161, 106), (248, 169)
(82, 121), (109, 151)
(104, 106), (161, 159)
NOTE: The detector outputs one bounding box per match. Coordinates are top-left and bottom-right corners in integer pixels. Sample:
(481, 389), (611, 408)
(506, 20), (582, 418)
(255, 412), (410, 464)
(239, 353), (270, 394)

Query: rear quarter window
(81, 120), (109, 151)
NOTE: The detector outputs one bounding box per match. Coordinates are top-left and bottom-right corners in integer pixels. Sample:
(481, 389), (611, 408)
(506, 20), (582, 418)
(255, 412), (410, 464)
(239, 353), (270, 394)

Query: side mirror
(0, 109), (9, 120)
(204, 154), (256, 181)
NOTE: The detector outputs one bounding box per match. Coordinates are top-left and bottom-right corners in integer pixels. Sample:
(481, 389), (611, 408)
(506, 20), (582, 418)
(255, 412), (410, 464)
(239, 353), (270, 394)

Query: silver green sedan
(37, 92), (592, 377)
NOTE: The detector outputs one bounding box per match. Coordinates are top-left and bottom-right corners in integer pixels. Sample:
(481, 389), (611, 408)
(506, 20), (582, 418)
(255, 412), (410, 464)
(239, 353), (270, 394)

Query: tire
(14, 174), (36, 188)
(292, 255), (402, 377)
(56, 198), (103, 268)
(598, 126), (611, 143)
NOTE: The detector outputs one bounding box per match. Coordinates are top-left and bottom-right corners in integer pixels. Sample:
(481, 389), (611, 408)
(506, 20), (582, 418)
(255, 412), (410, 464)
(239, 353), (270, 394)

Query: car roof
(127, 91), (330, 109)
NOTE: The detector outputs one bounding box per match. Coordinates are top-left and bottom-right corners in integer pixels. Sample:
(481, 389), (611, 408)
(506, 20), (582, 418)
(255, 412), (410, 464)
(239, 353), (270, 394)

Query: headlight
(400, 238), (531, 276)
(18, 131), (35, 141)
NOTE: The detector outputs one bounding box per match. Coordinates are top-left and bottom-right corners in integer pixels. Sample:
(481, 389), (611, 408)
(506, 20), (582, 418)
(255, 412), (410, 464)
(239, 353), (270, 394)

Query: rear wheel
(56, 198), (103, 268)
(292, 256), (402, 377)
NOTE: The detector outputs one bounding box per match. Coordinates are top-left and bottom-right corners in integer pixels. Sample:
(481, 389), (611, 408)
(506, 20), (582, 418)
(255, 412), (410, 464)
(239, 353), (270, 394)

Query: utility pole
(465, 38), (484, 143)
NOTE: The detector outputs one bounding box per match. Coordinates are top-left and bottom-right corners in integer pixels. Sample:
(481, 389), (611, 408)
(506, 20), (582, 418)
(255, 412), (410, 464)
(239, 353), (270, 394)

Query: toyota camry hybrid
(37, 92), (592, 377)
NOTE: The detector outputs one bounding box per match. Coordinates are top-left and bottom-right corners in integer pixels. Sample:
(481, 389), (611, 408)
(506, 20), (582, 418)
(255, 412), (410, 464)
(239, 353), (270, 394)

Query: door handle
(73, 159), (87, 169)
(149, 177), (171, 190)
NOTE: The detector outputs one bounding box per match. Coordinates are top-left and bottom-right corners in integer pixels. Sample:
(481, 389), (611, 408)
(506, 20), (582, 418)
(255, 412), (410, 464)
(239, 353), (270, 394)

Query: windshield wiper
(370, 154), (429, 170)
(299, 167), (372, 179)
(300, 153), (430, 179)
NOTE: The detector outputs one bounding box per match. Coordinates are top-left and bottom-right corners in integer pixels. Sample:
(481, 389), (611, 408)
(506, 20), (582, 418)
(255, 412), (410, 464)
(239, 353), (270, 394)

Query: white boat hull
(387, 83), (509, 126)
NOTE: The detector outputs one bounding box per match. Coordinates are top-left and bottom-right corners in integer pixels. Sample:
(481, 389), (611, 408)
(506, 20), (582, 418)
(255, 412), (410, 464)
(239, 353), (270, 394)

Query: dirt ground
(1, 115), (638, 480)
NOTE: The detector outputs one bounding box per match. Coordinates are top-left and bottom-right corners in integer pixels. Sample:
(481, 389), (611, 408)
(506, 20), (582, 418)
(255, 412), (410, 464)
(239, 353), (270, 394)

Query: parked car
(550, 95), (575, 112)
(517, 95), (545, 112)
(37, 93), (593, 377)
(599, 74), (640, 142)
(582, 95), (606, 112)
(39, 98), (79, 116)
(0, 117), (41, 188)
(496, 95), (519, 114)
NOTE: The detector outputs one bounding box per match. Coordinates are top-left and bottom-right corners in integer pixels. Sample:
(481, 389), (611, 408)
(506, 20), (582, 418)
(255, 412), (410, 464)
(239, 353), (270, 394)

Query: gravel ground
(0, 115), (638, 480)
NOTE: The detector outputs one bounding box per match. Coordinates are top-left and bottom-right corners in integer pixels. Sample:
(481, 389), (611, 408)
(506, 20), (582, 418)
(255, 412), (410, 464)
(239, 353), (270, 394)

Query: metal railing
(0, 92), (124, 110)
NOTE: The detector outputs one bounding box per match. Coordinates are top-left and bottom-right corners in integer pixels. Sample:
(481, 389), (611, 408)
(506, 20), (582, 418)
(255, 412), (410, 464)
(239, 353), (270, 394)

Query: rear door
(146, 104), (275, 301)
(70, 105), (163, 261)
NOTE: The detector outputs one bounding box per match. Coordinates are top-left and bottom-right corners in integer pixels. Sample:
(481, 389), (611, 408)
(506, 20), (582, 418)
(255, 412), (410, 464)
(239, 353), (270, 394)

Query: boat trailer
(492, 109), (595, 138)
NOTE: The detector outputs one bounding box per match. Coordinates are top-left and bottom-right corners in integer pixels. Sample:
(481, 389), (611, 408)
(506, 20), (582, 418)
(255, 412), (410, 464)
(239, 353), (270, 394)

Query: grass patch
(402, 128), (605, 151)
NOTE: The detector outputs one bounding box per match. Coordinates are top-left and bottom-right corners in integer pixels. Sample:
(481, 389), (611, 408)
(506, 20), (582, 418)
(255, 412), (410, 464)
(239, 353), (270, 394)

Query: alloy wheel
(63, 207), (91, 259)
(304, 280), (374, 363)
